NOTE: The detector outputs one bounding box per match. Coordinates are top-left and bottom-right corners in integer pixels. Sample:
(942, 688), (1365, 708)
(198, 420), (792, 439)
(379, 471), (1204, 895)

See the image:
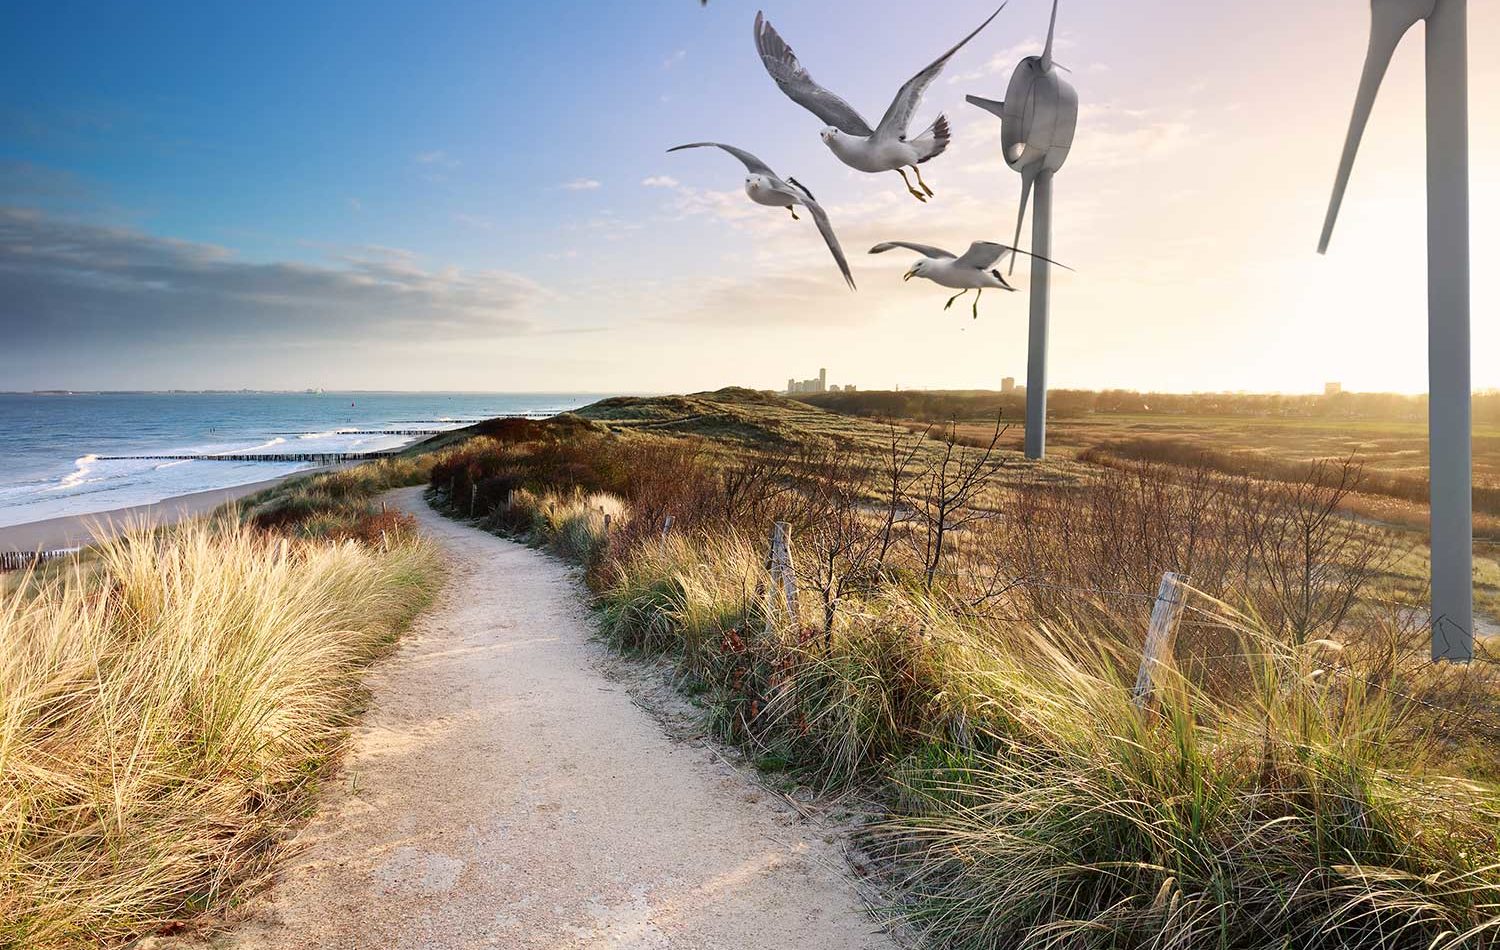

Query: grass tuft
(0, 521), (440, 948)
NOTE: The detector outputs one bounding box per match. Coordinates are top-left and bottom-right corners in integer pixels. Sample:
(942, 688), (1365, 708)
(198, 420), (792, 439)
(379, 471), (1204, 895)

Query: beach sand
(0, 472), (316, 553)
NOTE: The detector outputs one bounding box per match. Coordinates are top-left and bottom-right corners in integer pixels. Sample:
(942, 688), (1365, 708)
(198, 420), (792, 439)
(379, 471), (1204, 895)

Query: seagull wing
(874, 4), (1006, 141)
(668, 142), (777, 177)
(797, 194), (856, 291)
(954, 241), (1010, 269)
(755, 12), (874, 136)
(869, 241), (955, 260)
(957, 240), (1077, 271)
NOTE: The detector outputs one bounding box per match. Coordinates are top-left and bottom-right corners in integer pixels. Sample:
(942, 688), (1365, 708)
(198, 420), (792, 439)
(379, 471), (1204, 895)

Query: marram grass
(541, 494), (1500, 950)
(0, 521), (439, 948)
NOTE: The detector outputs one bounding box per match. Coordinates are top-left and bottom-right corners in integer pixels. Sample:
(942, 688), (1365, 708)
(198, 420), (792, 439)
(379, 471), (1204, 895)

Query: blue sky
(1, 0), (1496, 393)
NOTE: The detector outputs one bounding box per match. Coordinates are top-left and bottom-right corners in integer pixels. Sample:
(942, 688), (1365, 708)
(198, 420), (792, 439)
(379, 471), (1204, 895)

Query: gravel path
(177, 486), (893, 949)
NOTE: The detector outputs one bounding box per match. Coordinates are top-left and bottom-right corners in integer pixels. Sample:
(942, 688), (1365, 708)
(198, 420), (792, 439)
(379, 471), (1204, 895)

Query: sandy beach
(0, 471), (316, 553)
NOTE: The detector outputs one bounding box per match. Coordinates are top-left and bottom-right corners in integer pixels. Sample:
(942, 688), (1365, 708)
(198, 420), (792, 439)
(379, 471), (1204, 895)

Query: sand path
(184, 486), (893, 949)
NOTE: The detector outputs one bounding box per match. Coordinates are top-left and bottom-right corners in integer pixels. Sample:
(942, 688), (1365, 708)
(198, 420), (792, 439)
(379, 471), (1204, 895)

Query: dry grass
(432, 399), (1500, 949)
(0, 521), (440, 948)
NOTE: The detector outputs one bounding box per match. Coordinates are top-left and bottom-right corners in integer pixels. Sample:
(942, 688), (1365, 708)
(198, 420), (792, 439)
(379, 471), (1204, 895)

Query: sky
(0, 0), (1496, 395)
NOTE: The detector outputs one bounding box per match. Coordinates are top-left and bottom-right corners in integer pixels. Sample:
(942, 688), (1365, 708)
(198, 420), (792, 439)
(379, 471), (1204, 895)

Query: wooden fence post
(1133, 572), (1189, 708)
(767, 521), (800, 621)
(505, 490), (515, 513)
(447, 476), (455, 500)
(470, 483), (478, 517)
(661, 515), (675, 549)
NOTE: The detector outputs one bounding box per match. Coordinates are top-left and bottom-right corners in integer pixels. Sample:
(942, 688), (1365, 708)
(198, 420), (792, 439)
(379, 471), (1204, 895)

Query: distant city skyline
(1, 1), (1497, 395)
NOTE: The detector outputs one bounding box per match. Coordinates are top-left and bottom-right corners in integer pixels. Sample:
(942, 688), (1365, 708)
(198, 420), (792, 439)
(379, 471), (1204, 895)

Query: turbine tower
(1320, 0), (1472, 661)
(967, 0), (1076, 461)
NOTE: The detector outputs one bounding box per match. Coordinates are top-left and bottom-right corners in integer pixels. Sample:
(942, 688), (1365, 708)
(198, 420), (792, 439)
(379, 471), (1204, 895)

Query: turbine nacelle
(1321, 0), (1440, 253)
(965, 0), (1076, 272)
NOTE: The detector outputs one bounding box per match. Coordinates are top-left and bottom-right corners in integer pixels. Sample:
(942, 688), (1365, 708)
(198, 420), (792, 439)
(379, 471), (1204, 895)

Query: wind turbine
(966, 0), (1076, 461)
(1320, 0), (1472, 662)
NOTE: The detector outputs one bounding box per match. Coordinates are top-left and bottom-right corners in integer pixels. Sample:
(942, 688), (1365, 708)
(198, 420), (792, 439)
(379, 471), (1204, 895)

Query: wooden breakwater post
(0, 549), (71, 573)
(97, 451), (397, 464)
(1133, 572), (1189, 708)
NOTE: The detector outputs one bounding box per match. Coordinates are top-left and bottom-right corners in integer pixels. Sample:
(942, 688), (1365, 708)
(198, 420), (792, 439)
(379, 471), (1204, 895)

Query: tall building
(784, 367), (842, 394)
(1001, 377), (1016, 394)
(1325, 382), (1343, 396)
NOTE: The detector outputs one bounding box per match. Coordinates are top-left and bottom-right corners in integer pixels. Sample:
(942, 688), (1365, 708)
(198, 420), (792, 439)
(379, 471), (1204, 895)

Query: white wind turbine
(966, 0), (1077, 461)
(1320, 0), (1472, 661)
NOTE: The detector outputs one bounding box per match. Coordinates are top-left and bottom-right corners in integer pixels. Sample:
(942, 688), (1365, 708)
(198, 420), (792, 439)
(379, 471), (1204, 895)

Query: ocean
(0, 392), (603, 528)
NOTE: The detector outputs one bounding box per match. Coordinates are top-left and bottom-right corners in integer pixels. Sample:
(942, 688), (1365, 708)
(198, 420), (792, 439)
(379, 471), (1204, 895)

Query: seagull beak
(903, 266), (918, 282)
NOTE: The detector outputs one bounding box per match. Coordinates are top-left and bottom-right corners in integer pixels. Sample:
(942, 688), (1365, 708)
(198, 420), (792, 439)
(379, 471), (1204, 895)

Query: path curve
(186, 487), (894, 949)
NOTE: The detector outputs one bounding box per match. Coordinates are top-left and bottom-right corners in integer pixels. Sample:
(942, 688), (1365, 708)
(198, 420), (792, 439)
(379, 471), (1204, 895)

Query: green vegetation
(9, 387), (1496, 949)
(428, 388), (1500, 950)
(0, 448), (449, 948)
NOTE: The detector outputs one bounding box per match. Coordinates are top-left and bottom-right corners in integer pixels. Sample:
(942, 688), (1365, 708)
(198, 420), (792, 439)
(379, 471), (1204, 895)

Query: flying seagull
(754, 5), (1005, 203)
(669, 142), (856, 290)
(869, 240), (1072, 318)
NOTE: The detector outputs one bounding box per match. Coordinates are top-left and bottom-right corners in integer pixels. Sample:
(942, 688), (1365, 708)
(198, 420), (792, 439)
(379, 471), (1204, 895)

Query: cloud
(346, 197), (363, 213)
(451, 212), (494, 230)
(0, 208), (543, 349)
(561, 178), (603, 192)
(1073, 105), (1200, 169)
(414, 150), (459, 168)
(662, 49), (687, 70)
(641, 175), (680, 189)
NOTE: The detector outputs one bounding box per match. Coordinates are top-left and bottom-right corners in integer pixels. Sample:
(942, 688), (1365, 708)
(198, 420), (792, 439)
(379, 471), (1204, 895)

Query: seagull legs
(787, 206), (800, 221)
(972, 289), (982, 320)
(912, 165), (935, 198)
(897, 168), (928, 202)
(944, 289), (971, 311)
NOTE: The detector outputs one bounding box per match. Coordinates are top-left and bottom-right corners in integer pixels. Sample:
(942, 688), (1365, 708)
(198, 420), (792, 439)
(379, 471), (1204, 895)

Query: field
(8, 388), (1500, 949)
(425, 388), (1500, 948)
(794, 390), (1500, 627)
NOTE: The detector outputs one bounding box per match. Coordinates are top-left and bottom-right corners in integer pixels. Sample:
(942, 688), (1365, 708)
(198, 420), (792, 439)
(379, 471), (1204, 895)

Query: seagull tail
(913, 115), (951, 164)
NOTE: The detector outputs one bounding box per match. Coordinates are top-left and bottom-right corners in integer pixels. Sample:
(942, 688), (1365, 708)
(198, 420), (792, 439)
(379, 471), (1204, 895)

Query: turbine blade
(1010, 170), (1035, 276)
(1041, 0), (1061, 72)
(1319, 2), (1423, 254)
(965, 94), (1005, 119)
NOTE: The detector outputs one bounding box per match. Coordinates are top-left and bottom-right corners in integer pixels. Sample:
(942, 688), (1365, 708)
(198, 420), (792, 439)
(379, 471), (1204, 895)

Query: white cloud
(414, 150), (460, 168)
(662, 49), (687, 70)
(561, 178), (602, 191)
(0, 208), (544, 346)
(641, 175), (680, 189)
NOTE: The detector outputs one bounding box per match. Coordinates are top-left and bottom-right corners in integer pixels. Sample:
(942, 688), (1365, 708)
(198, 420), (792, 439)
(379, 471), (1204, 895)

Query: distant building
(1001, 377), (1016, 394)
(785, 367), (843, 395)
(1325, 382), (1343, 396)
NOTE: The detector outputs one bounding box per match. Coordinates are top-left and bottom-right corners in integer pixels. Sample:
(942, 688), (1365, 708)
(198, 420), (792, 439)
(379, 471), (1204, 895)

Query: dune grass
(0, 517), (440, 948)
(589, 519), (1500, 948)
(431, 408), (1500, 950)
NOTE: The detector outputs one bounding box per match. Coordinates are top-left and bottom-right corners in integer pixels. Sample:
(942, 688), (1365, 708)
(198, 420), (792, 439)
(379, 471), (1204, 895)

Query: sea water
(0, 392), (603, 528)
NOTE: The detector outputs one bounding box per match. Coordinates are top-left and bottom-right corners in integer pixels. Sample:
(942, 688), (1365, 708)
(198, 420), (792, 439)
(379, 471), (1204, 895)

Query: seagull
(669, 142), (856, 290)
(754, 5), (1005, 203)
(869, 240), (1072, 318)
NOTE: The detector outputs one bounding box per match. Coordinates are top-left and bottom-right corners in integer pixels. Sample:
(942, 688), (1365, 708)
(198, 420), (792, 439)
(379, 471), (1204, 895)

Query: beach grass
(429, 391), (1500, 949)
(0, 517), (440, 948)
